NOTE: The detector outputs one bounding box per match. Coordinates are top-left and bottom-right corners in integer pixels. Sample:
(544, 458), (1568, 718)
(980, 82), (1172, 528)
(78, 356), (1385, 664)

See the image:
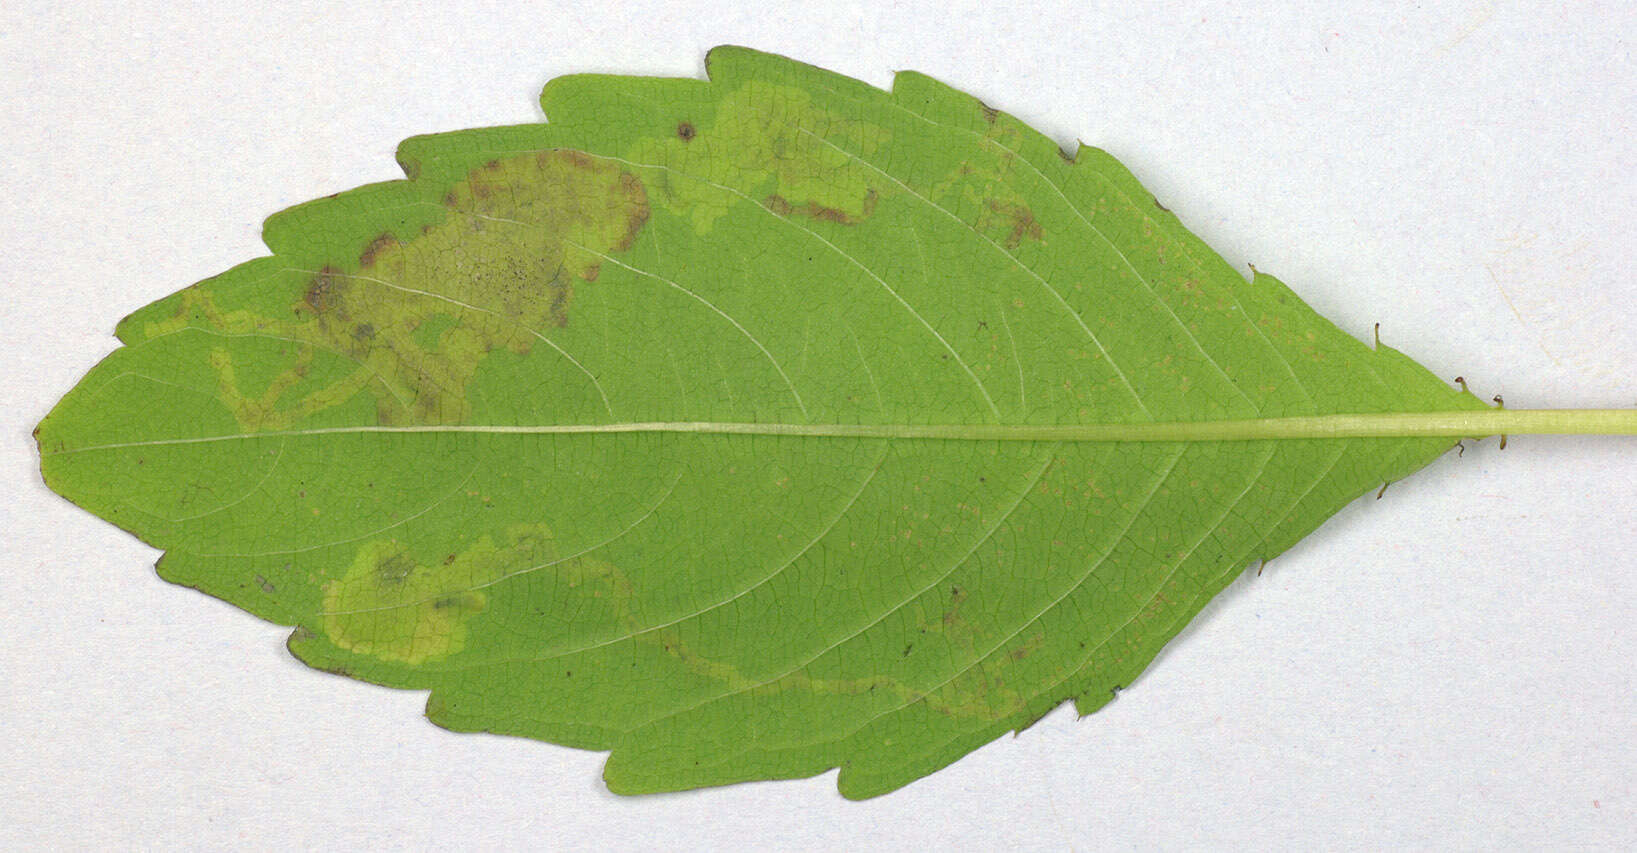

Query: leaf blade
(38, 46), (1497, 797)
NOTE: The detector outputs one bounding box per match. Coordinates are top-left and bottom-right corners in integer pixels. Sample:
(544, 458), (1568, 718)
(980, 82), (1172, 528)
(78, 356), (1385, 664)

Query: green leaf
(34, 46), (1636, 799)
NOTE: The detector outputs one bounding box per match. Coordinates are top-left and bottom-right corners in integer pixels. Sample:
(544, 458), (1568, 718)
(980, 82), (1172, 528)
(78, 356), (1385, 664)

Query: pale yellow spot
(322, 538), (495, 665)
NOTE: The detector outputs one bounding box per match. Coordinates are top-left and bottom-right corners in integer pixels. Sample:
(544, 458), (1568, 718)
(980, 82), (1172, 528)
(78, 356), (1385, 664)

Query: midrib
(41, 409), (1637, 454)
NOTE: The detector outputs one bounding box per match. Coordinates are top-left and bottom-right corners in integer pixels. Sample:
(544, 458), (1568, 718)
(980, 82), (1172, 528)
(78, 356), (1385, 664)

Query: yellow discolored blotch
(290, 149), (650, 424)
(321, 523), (571, 665)
(322, 538), (497, 665)
(150, 149), (651, 433)
(630, 80), (890, 232)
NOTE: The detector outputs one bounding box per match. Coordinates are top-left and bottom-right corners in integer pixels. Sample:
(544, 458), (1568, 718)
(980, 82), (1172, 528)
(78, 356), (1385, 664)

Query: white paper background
(3, 1), (1633, 848)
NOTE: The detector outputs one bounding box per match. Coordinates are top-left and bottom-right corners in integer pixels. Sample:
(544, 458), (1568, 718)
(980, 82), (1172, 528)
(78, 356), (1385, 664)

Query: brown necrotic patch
(983, 199), (1043, 250)
(764, 187), (878, 225)
(248, 149), (651, 427)
(303, 266), (341, 314)
(357, 232), (398, 267)
(676, 121), (696, 141)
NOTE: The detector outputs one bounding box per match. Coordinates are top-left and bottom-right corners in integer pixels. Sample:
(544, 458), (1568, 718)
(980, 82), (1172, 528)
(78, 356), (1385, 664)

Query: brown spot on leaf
(987, 200), (1043, 249)
(676, 121), (696, 141)
(611, 173), (649, 250)
(359, 232), (397, 268)
(303, 267), (341, 314)
(764, 187), (878, 225)
(808, 203), (851, 224)
(556, 149), (596, 171)
(549, 285), (570, 328)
